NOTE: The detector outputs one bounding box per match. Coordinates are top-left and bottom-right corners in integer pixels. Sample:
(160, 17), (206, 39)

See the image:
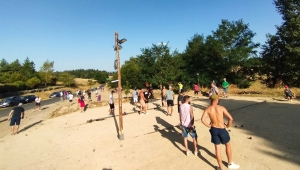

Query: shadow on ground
(207, 98), (300, 167)
(18, 120), (43, 133)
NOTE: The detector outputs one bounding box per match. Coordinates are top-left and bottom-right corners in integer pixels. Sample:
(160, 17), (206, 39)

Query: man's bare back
(203, 105), (233, 128)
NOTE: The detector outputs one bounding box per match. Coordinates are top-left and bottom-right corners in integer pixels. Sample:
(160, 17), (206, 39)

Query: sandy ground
(0, 93), (300, 170)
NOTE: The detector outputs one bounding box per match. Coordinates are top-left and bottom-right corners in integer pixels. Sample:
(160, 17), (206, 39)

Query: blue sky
(0, 0), (282, 72)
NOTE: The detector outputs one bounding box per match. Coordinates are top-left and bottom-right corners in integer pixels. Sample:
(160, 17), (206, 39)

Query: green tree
(26, 77), (41, 88)
(261, 0), (300, 86)
(22, 57), (36, 80)
(8, 72), (24, 83)
(121, 57), (142, 88)
(58, 72), (75, 87)
(39, 60), (54, 87)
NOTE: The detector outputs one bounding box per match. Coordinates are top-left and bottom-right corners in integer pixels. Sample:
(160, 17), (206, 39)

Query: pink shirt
(194, 85), (199, 91)
(180, 103), (192, 127)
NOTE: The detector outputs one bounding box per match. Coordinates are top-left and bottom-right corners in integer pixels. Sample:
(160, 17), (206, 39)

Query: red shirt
(194, 85), (199, 91)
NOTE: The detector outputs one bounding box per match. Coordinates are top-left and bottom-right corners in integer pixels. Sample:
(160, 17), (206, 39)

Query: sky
(0, 0), (282, 72)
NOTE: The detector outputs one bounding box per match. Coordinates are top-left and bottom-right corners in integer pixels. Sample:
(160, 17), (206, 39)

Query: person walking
(180, 95), (198, 156)
(166, 86), (175, 116)
(139, 89), (148, 115)
(194, 84), (199, 97)
(132, 88), (138, 107)
(68, 93), (73, 102)
(222, 78), (229, 98)
(80, 94), (85, 113)
(7, 103), (25, 135)
(162, 86), (167, 107)
(209, 82), (219, 105)
(201, 94), (240, 170)
(109, 91), (115, 115)
(143, 88), (151, 110)
(178, 82), (183, 93)
(33, 96), (41, 112)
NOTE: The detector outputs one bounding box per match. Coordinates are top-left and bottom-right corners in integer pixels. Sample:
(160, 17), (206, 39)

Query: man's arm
(201, 109), (211, 128)
(190, 106), (194, 125)
(8, 110), (13, 120)
(223, 108), (233, 128)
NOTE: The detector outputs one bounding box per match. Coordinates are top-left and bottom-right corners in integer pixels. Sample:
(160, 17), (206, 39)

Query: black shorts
(10, 117), (21, 126)
(36, 103), (41, 106)
(167, 100), (174, 106)
(109, 103), (115, 109)
(194, 90), (199, 94)
(210, 127), (230, 144)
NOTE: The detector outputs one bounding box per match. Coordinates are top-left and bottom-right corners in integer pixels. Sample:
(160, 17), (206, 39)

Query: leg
(225, 142), (233, 164)
(170, 106), (173, 115)
(11, 126), (14, 135)
(184, 137), (188, 152)
(193, 137), (198, 152)
(14, 125), (19, 134)
(215, 144), (223, 170)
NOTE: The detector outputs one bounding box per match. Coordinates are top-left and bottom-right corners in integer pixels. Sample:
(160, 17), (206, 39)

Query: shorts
(182, 126), (197, 138)
(133, 97), (138, 103)
(162, 96), (166, 101)
(69, 100), (72, 102)
(223, 88), (228, 93)
(167, 100), (174, 106)
(194, 90), (199, 94)
(35, 103), (40, 106)
(209, 127), (230, 145)
(10, 117), (21, 126)
(80, 102), (85, 107)
(109, 103), (115, 109)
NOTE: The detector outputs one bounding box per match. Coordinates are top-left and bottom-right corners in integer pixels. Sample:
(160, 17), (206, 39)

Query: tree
(26, 77), (41, 88)
(261, 0), (300, 86)
(39, 60), (54, 87)
(22, 57), (36, 80)
(58, 72), (75, 87)
(121, 57), (142, 88)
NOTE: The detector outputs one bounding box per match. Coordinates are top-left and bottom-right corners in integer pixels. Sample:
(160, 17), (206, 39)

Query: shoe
(140, 113), (145, 116)
(228, 162), (240, 169)
(194, 151), (198, 156)
(186, 151), (191, 156)
(216, 167), (220, 170)
(146, 112), (149, 115)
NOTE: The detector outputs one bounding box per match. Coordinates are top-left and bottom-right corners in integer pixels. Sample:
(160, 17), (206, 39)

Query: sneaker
(194, 151), (198, 156)
(140, 113), (145, 116)
(146, 112), (149, 115)
(186, 151), (191, 156)
(228, 162), (240, 169)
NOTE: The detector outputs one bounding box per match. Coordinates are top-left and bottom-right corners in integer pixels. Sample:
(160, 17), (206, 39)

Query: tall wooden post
(115, 32), (124, 140)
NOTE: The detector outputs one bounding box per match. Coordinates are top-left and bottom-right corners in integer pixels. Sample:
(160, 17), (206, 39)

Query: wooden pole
(115, 32), (124, 139)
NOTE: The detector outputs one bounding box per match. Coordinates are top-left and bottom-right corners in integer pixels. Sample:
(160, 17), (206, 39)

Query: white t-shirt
(35, 97), (41, 103)
(109, 94), (114, 104)
(69, 94), (73, 100)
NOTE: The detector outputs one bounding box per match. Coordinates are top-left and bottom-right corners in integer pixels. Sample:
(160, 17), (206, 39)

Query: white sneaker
(146, 112), (149, 115)
(140, 113), (145, 116)
(228, 162), (240, 169)
(186, 151), (191, 156)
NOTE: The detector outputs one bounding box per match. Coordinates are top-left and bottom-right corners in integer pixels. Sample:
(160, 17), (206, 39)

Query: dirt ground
(0, 92), (299, 170)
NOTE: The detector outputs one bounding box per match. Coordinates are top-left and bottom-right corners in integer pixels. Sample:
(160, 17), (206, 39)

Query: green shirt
(222, 81), (229, 89)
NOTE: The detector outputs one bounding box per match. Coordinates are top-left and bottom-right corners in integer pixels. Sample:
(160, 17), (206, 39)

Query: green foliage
(64, 69), (108, 84)
(261, 0), (300, 87)
(39, 60), (54, 87)
(8, 72), (24, 83)
(26, 77), (41, 88)
(58, 72), (75, 87)
(124, 81), (130, 96)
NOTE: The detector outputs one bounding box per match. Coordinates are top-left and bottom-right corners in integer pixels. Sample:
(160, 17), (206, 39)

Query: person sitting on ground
(201, 94), (240, 170)
(284, 85), (295, 102)
(7, 103), (25, 135)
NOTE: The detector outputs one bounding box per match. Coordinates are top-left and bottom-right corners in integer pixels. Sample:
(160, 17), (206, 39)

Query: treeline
(63, 69), (109, 84)
(112, 0), (300, 89)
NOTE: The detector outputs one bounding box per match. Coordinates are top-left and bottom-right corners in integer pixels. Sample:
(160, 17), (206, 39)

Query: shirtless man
(201, 94), (240, 170)
(139, 88), (148, 115)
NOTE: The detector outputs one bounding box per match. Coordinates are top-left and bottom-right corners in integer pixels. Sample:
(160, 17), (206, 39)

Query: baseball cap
(18, 103), (23, 106)
(211, 94), (219, 100)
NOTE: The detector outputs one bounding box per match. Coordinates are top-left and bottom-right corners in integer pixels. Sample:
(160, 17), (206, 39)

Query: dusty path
(0, 96), (299, 170)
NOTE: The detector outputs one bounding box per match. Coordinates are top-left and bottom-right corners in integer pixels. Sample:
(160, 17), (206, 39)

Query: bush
(26, 77), (41, 88)
(236, 79), (251, 89)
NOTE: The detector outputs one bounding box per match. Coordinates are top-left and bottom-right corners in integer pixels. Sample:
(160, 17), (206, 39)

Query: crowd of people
(6, 79), (298, 170)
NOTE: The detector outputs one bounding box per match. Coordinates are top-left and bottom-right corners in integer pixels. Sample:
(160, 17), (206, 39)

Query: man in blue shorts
(201, 95), (240, 170)
(179, 95), (198, 156)
(7, 103), (25, 135)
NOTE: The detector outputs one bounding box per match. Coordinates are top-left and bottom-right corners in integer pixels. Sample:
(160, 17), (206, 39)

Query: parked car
(21, 95), (36, 103)
(49, 92), (60, 98)
(0, 96), (22, 107)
